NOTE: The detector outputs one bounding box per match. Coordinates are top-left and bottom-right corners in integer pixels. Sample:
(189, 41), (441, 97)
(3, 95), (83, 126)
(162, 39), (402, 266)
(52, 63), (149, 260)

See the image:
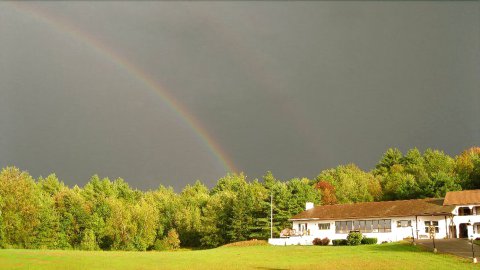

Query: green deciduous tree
(174, 181), (208, 247)
(54, 188), (90, 249)
(456, 147), (480, 189)
(104, 198), (135, 250)
(0, 167), (42, 248)
(80, 228), (98, 251)
(132, 198), (159, 251)
(377, 148), (461, 199)
(316, 164), (380, 203)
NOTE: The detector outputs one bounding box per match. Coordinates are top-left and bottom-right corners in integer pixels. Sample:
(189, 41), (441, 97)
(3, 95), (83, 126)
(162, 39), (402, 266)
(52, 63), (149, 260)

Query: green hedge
(361, 237), (377, 245)
(332, 236), (377, 246)
(332, 239), (348, 246)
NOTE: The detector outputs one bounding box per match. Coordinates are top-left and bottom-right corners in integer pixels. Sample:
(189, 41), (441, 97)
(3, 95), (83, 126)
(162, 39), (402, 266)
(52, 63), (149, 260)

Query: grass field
(0, 242), (478, 270)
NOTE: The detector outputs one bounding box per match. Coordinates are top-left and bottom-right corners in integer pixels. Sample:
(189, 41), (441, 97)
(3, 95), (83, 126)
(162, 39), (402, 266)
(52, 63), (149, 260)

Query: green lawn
(0, 242), (478, 270)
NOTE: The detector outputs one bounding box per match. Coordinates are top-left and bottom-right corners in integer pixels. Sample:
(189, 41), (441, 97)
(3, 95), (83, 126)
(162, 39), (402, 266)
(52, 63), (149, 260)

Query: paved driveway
(416, 238), (479, 259)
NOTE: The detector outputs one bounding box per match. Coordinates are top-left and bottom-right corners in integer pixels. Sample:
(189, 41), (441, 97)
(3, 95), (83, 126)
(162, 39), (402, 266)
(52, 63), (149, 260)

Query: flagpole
(270, 194), (273, 239)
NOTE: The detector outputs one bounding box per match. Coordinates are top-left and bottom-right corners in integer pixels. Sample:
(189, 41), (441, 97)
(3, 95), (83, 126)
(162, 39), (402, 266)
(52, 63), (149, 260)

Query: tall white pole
(270, 194), (273, 239)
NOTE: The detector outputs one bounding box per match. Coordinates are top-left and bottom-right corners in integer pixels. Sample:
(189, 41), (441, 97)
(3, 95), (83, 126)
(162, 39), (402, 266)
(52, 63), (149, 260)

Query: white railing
(268, 236), (315, 246)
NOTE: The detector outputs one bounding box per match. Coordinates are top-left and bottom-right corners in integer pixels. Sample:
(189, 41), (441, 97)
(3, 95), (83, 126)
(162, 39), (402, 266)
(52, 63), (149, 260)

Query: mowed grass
(0, 242), (478, 270)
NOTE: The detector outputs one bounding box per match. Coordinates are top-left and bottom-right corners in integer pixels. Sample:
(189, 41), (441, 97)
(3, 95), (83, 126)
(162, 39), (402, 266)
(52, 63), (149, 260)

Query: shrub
(321, 237), (330, 245)
(165, 229), (181, 250)
(332, 239), (348, 246)
(153, 238), (169, 251)
(312, 237), (330, 246)
(312, 238), (322, 245)
(361, 237), (377, 245)
(154, 229), (181, 251)
(346, 231), (363, 246)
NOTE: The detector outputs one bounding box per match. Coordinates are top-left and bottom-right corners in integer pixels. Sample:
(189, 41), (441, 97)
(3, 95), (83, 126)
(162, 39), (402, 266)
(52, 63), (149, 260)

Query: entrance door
(459, 223), (468, 238)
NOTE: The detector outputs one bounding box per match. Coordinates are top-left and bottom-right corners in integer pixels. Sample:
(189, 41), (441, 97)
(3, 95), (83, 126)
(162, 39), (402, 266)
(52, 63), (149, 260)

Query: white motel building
(269, 189), (480, 245)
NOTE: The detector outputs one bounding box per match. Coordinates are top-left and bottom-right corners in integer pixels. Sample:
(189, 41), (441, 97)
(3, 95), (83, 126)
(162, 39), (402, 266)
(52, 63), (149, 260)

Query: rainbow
(8, 2), (237, 173)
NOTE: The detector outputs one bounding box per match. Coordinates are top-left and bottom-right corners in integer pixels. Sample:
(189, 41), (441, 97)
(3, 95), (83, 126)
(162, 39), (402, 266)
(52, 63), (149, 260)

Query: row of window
(335, 220), (392, 234)
(313, 220), (439, 234)
(457, 206), (480, 216)
(317, 220), (412, 231)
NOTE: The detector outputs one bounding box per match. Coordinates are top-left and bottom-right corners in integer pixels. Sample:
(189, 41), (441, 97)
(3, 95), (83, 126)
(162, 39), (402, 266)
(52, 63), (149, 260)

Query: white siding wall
(269, 215), (451, 245)
(268, 201), (480, 246)
(414, 216), (449, 239)
(451, 205), (480, 238)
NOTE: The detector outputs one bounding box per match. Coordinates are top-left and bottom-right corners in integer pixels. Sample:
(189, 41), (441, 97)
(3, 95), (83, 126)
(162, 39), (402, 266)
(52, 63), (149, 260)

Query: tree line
(0, 147), (479, 250)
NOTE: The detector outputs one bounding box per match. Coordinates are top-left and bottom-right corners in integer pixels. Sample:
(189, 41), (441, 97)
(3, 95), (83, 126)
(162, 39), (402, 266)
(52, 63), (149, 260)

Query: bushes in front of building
(333, 233), (378, 246)
(332, 239), (348, 246)
(321, 237), (330, 245)
(346, 231), (363, 245)
(312, 237), (330, 246)
(361, 237), (377, 245)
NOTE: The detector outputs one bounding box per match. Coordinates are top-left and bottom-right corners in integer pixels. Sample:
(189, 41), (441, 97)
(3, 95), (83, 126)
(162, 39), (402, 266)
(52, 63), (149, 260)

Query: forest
(0, 147), (479, 251)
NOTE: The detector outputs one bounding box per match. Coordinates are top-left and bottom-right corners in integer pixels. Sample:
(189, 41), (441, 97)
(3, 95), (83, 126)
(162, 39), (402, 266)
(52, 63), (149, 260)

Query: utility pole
(270, 194), (273, 239)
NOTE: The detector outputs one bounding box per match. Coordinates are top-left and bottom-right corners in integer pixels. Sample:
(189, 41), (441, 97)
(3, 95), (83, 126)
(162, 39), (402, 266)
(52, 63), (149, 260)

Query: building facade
(269, 190), (480, 245)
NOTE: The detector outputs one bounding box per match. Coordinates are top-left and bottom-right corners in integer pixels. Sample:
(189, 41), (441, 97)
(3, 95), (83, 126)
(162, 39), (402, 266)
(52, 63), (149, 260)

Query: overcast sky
(0, 1), (478, 190)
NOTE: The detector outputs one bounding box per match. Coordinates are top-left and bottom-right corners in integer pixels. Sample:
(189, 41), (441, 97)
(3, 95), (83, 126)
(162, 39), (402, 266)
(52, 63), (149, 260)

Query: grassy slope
(0, 243), (478, 270)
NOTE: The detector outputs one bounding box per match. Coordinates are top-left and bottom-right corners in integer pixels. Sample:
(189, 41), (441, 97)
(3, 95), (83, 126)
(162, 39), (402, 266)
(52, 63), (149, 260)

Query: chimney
(305, 202), (314, 211)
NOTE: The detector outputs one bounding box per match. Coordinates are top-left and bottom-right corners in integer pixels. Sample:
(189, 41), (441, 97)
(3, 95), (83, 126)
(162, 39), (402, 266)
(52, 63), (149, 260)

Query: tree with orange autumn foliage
(314, 181), (338, 205)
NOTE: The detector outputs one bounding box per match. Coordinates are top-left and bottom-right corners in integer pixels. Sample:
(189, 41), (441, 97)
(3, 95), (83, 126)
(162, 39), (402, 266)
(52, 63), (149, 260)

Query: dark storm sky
(0, 1), (479, 190)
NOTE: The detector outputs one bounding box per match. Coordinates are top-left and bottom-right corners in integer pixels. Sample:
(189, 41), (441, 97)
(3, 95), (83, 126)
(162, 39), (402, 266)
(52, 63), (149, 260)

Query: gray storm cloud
(0, 1), (478, 190)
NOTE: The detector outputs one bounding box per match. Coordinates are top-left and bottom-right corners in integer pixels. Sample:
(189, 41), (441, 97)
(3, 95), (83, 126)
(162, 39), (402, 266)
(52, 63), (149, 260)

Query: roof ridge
(447, 189), (480, 193)
(312, 197), (443, 208)
(291, 197), (454, 221)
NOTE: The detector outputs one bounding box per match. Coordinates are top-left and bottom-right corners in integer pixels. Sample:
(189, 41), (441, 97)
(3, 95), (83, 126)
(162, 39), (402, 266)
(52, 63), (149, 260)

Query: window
(353, 220), (360, 231)
(346, 221), (353, 231)
(365, 220), (373, 232)
(424, 221), (439, 233)
(359, 220), (366, 233)
(372, 220), (379, 233)
(318, 223), (330, 230)
(384, 219), (392, 232)
(335, 221), (346, 234)
(458, 207), (472, 216)
(378, 219), (392, 232)
(335, 219), (392, 234)
(397, 220), (412, 228)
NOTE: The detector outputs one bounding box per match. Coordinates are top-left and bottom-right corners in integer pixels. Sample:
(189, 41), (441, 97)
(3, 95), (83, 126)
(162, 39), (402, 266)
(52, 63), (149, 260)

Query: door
(459, 223), (468, 238)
